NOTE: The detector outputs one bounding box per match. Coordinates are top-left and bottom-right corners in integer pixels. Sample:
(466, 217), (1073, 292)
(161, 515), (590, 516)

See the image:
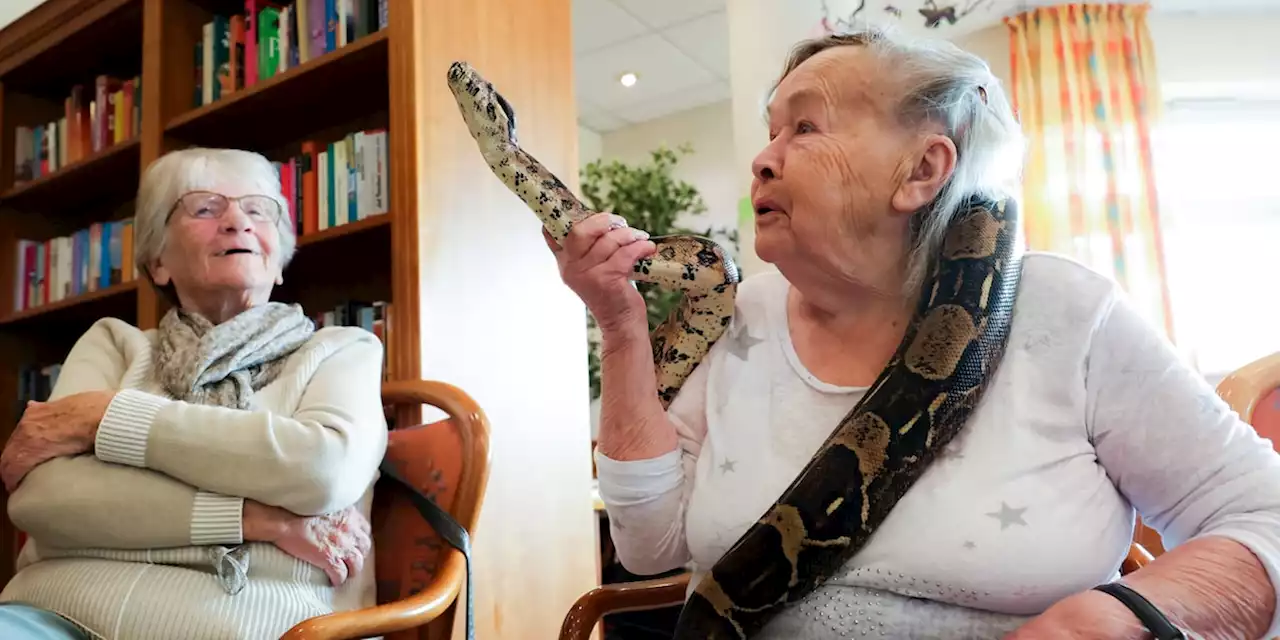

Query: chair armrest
(282, 379), (490, 640)
(555, 543), (1152, 640)
(1217, 351), (1280, 423)
(280, 547), (467, 640)
(1122, 541), (1154, 575)
(559, 573), (692, 640)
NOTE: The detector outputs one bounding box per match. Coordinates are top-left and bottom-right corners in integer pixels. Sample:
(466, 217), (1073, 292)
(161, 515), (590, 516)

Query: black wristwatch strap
(1093, 582), (1186, 640)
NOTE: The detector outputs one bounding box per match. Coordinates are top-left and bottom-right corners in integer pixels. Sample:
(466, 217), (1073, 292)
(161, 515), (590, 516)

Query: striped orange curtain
(1005, 4), (1175, 339)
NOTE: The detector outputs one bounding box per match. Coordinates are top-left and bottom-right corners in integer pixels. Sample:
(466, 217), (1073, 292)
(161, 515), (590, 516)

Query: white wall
(578, 124), (603, 168)
(1150, 13), (1280, 99)
(0, 0), (43, 31)
(595, 100), (740, 239)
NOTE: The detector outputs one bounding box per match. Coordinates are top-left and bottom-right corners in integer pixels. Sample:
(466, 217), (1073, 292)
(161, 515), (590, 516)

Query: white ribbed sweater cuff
(95, 388), (169, 467)
(191, 492), (244, 545)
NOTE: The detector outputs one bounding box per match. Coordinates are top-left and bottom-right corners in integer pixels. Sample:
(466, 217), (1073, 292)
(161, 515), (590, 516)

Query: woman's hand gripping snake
(446, 62), (741, 408)
(446, 61), (1023, 639)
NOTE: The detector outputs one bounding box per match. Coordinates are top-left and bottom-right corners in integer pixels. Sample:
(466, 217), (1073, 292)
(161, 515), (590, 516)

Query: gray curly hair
(772, 26), (1025, 295)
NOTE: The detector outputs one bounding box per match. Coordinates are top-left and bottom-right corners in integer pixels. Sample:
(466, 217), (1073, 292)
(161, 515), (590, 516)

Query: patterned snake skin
(446, 61), (1024, 639)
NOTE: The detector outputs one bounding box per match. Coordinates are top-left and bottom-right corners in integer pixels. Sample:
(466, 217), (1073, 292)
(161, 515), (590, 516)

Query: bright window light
(1152, 96), (1280, 379)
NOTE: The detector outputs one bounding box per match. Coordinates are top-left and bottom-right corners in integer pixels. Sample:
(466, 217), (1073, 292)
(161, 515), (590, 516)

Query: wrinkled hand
(1004, 589), (1147, 640)
(243, 500), (372, 587)
(1, 390), (116, 492)
(542, 211), (656, 332)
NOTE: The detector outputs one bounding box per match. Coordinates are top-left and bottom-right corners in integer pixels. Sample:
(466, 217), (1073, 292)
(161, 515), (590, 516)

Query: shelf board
(0, 139), (141, 213)
(165, 30), (389, 151)
(0, 280), (138, 329)
(0, 0), (143, 99)
(278, 214), (391, 311)
(298, 213), (390, 248)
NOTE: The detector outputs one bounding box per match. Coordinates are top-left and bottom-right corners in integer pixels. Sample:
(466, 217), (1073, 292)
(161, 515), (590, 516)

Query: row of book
(15, 363), (61, 419)
(276, 128), (389, 236)
(311, 299), (392, 379)
(14, 219), (135, 313)
(195, 0), (388, 107)
(12, 75), (141, 184)
(11, 122), (387, 313)
(13, 299), (390, 416)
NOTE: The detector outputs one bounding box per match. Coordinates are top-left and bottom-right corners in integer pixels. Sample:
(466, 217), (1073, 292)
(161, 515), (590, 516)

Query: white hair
(134, 147), (295, 288)
(773, 25), (1026, 295)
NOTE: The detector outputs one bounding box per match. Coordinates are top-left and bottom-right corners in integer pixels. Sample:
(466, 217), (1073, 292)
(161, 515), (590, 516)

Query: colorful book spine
(11, 75), (140, 184)
(190, 0), (386, 108)
(312, 299), (391, 379)
(269, 128), (387, 238)
(11, 219), (135, 312)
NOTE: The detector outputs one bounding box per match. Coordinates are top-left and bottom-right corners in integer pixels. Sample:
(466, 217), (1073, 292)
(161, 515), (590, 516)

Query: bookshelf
(0, 0), (599, 638)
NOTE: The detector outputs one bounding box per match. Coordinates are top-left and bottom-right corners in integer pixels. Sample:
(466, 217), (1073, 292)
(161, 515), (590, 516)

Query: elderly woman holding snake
(542, 29), (1280, 640)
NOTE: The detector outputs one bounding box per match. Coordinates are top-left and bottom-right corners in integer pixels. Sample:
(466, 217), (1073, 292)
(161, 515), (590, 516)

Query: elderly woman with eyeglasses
(0, 147), (388, 639)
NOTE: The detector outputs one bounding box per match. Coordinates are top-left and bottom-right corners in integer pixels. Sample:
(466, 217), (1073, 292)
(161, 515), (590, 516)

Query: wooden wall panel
(407, 0), (600, 637)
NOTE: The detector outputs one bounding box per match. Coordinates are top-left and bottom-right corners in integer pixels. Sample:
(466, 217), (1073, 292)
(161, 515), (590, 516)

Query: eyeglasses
(168, 191), (283, 225)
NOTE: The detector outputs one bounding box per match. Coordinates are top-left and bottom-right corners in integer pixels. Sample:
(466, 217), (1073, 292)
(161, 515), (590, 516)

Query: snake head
(447, 61), (468, 84)
(445, 60), (518, 146)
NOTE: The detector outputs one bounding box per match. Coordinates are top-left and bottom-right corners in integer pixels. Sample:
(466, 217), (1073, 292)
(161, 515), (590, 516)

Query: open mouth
(217, 249), (257, 256)
(753, 197), (784, 217)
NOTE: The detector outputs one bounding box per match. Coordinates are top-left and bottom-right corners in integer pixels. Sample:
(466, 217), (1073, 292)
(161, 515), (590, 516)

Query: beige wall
(956, 25), (1012, 90)
(1150, 13), (1280, 98)
(578, 124), (603, 167)
(595, 101), (740, 236)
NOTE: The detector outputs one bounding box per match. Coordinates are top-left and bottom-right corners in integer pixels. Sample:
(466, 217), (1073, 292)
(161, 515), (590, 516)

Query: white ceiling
(573, 0), (1280, 134)
(573, 0), (732, 133)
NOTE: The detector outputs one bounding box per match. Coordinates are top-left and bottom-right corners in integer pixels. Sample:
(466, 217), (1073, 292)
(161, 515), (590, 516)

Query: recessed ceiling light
(619, 72), (638, 87)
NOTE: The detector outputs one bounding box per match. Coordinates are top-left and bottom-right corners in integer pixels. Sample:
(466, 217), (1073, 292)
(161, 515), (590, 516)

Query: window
(1152, 96), (1280, 380)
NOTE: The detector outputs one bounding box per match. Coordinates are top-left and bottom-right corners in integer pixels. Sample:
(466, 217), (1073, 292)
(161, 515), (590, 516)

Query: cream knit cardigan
(0, 317), (389, 640)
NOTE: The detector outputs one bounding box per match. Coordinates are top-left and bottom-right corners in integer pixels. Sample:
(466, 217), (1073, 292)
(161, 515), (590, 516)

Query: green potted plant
(578, 143), (740, 404)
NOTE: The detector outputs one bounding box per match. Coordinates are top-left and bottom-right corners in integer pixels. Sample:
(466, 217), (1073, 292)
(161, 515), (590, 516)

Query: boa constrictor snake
(446, 61), (1024, 639)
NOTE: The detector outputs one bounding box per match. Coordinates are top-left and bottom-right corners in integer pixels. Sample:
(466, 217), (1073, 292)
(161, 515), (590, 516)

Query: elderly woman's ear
(891, 133), (957, 215)
(148, 259), (170, 287)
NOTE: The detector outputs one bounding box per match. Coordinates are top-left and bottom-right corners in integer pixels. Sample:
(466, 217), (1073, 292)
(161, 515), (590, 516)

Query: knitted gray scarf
(153, 301), (316, 595)
(154, 302), (316, 410)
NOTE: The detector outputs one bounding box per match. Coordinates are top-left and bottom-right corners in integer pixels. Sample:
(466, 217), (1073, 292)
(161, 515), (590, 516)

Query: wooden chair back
(284, 380), (491, 640)
(1218, 351), (1280, 447)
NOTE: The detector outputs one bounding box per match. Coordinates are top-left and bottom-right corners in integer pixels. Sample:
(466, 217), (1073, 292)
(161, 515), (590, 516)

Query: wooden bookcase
(0, 0), (601, 638)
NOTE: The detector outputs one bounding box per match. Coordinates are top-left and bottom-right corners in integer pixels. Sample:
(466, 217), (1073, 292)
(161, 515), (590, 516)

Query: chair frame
(1217, 351), (1280, 424)
(560, 543), (1153, 640)
(283, 380), (492, 640)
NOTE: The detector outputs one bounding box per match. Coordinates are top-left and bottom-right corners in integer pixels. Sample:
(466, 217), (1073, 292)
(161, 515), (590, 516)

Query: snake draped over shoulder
(446, 61), (1024, 639)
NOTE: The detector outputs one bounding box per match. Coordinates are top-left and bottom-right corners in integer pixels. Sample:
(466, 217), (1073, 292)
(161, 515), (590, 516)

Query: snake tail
(672, 198), (1024, 638)
(446, 61), (741, 406)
